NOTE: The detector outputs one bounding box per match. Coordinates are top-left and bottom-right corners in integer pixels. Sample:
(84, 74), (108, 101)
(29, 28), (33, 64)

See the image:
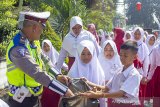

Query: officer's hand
(57, 75), (71, 85)
(64, 89), (74, 97)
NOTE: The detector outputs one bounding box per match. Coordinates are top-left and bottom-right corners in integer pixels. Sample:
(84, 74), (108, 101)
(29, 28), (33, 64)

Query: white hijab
(68, 40), (105, 85)
(69, 16), (83, 37)
(123, 31), (132, 42)
(42, 39), (59, 65)
(133, 27), (144, 45)
(133, 27), (149, 62)
(145, 34), (156, 53)
(98, 40), (122, 81)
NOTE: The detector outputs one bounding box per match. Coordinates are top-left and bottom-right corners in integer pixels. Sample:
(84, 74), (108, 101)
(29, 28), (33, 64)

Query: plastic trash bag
(59, 78), (99, 107)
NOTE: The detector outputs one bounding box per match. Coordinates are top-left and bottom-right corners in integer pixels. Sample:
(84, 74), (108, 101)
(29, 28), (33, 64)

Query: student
(68, 40), (105, 85)
(87, 23), (100, 44)
(98, 40), (122, 84)
(143, 31), (148, 43)
(153, 30), (160, 46)
(56, 16), (100, 71)
(145, 34), (156, 53)
(110, 32), (114, 40)
(132, 27), (149, 99)
(123, 31), (132, 42)
(145, 34), (156, 104)
(98, 29), (106, 47)
(81, 40), (141, 107)
(42, 39), (68, 71)
(146, 44), (160, 107)
(41, 39), (69, 107)
(68, 40), (105, 107)
(113, 27), (125, 54)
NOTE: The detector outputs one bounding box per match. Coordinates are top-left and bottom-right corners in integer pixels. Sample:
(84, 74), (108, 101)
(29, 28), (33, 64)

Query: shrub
(40, 21), (62, 52)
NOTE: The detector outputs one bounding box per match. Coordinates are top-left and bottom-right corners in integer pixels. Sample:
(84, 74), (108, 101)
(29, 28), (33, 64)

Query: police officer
(6, 11), (74, 107)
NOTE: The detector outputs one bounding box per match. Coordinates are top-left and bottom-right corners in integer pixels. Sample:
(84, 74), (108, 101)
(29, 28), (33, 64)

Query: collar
(19, 31), (26, 38)
(29, 41), (37, 49)
(19, 31), (36, 49)
(70, 32), (77, 38)
(122, 64), (134, 78)
(19, 31), (29, 45)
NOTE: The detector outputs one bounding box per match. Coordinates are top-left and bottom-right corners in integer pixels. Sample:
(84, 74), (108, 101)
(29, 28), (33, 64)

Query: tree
(28, 0), (88, 40)
(126, 0), (160, 29)
(28, 0), (116, 38)
(0, 0), (18, 57)
(0, 0), (117, 57)
(40, 21), (62, 51)
(84, 0), (116, 31)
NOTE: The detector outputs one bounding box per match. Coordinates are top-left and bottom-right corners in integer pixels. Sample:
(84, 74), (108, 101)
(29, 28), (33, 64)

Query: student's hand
(141, 77), (147, 85)
(80, 91), (103, 98)
(145, 78), (150, 83)
(64, 89), (74, 97)
(57, 75), (71, 85)
(92, 87), (97, 92)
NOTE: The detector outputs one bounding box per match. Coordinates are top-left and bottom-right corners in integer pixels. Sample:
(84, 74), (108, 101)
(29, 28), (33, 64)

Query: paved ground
(0, 60), (9, 105)
(0, 61), (8, 89)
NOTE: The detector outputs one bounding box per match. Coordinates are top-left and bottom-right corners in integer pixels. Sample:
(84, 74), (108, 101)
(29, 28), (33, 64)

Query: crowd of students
(39, 16), (160, 107)
(3, 10), (160, 107)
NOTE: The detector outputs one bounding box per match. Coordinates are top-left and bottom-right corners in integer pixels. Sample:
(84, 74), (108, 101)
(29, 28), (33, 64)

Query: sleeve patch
(17, 48), (26, 57)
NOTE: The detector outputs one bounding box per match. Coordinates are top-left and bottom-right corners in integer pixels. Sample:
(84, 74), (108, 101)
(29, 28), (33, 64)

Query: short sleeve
(120, 74), (141, 97)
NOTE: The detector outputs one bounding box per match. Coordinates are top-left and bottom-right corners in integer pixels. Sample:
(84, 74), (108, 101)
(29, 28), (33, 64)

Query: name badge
(13, 86), (29, 103)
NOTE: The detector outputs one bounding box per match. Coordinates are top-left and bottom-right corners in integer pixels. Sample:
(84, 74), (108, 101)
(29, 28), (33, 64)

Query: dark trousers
(7, 96), (39, 107)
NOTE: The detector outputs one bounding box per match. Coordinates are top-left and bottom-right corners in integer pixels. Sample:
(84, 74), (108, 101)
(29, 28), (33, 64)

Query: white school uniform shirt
(56, 16), (101, 71)
(107, 64), (141, 104)
(98, 40), (122, 81)
(147, 45), (160, 80)
(42, 39), (68, 71)
(132, 27), (149, 77)
(68, 40), (105, 85)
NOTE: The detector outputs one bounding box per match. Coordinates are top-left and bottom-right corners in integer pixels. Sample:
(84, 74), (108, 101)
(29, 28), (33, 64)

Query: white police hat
(18, 11), (50, 25)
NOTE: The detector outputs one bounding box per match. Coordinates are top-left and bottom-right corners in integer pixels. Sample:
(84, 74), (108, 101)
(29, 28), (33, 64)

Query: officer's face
(32, 23), (43, 40)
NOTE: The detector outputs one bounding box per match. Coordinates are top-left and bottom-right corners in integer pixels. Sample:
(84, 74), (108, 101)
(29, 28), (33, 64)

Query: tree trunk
(18, 0), (23, 11)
